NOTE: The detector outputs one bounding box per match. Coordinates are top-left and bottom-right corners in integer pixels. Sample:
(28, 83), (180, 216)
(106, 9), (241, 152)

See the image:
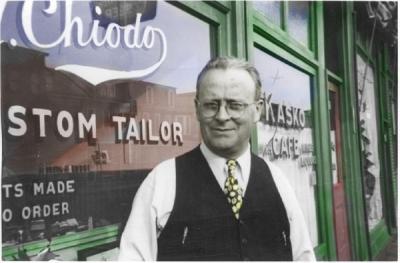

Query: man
(118, 57), (315, 261)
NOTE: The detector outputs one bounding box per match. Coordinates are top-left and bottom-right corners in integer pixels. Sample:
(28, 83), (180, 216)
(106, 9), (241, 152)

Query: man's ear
(253, 99), (264, 122)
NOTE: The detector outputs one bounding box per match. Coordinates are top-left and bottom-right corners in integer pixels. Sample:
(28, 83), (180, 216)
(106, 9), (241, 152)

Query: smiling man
(118, 57), (315, 261)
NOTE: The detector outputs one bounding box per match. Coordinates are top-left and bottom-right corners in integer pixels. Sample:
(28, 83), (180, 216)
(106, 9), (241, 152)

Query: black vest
(157, 147), (292, 261)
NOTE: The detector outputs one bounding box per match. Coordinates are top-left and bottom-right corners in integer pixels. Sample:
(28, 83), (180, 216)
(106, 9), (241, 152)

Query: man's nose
(215, 104), (230, 121)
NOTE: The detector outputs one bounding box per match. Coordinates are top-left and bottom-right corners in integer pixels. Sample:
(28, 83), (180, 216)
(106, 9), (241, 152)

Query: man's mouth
(212, 128), (235, 133)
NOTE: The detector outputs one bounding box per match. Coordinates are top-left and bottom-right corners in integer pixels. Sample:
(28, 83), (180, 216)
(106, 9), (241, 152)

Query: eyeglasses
(196, 99), (257, 119)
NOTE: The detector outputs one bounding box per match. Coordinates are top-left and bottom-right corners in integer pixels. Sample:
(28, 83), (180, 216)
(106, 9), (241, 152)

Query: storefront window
(356, 54), (383, 230)
(253, 48), (318, 246)
(252, 1), (282, 27)
(287, 1), (310, 47)
(324, 2), (343, 75)
(1, 0), (210, 255)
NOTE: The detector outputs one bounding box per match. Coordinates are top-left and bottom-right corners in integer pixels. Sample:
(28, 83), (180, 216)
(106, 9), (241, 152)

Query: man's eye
(204, 103), (218, 109)
(229, 102), (245, 110)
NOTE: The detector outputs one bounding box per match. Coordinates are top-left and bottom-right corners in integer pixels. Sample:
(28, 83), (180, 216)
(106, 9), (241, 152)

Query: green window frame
(356, 41), (392, 259)
(251, 1), (316, 59)
(378, 45), (397, 235)
(247, 1), (337, 260)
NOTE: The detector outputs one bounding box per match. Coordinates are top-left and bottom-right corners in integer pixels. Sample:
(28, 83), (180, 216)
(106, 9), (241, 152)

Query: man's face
(195, 68), (263, 159)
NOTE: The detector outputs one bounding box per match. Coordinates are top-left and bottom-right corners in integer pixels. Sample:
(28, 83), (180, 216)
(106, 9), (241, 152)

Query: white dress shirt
(118, 143), (316, 261)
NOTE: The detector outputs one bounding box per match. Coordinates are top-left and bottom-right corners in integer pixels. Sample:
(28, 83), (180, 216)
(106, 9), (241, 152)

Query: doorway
(329, 82), (352, 260)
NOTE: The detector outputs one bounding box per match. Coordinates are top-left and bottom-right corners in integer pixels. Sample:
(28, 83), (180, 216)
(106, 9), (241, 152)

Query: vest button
(243, 257), (250, 261)
(239, 219), (245, 225)
(241, 238), (248, 244)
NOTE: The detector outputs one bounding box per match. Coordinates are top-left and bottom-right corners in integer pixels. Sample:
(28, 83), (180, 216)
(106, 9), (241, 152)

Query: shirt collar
(199, 142), (251, 183)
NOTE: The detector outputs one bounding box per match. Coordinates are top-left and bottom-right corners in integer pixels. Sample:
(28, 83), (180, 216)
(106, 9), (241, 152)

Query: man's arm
(267, 162), (316, 261)
(285, 186), (316, 261)
(118, 159), (176, 261)
(118, 170), (158, 261)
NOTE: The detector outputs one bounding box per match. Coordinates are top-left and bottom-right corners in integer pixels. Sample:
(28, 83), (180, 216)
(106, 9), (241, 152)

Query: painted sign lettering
(5, 0), (168, 85)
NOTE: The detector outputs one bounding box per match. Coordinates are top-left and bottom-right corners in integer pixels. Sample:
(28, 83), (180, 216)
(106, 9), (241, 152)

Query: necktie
(224, 160), (243, 219)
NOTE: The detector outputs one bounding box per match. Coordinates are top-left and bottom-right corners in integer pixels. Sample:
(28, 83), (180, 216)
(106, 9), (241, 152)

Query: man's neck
(200, 142), (250, 160)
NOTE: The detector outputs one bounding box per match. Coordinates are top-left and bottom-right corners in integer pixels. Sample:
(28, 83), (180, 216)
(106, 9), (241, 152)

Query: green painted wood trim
(282, 1), (288, 32)
(340, 2), (370, 260)
(368, 46), (389, 255)
(383, 44), (397, 220)
(382, 44), (398, 232)
(356, 44), (375, 65)
(370, 220), (391, 259)
(253, 34), (316, 75)
(308, 1), (317, 53)
(313, 2), (337, 260)
(252, 11), (316, 65)
(377, 45), (397, 234)
(169, 1), (227, 24)
(2, 225), (119, 260)
(242, 1), (257, 155)
(327, 70), (343, 85)
(314, 243), (328, 260)
(229, 1), (247, 58)
(204, 0), (230, 13)
(244, 1), (259, 157)
(245, 1), (254, 62)
(376, 47), (390, 222)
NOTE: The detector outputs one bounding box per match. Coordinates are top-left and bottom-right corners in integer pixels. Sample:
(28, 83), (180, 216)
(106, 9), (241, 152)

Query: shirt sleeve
(267, 161), (316, 261)
(118, 168), (158, 261)
(118, 159), (176, 261)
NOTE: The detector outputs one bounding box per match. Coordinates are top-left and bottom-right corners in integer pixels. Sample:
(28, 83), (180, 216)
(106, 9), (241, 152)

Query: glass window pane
(356, 54), (384, 230)
(254, 47), (318, 246)
(252, 1), (281, 26)
(324, 2), (343, 74)
(1, 0), (210, 248)
(287, 1), (310, 47)
(329, 89), (339, 185)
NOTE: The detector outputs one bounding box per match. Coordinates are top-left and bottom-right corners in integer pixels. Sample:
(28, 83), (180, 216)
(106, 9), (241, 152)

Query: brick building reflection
(1, 43), (200, 245)
(2, 43), (200, 175)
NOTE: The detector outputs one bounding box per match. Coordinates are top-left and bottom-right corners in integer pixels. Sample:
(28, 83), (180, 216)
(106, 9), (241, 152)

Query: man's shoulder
(151, 157), (175, 174)
(142, 158), (176, 196)
(263, 159), (281, 176)
(259, 158), (293, 191)
(175, 145), (202, 160)
(151, 146), (201, 174)
(250, 153), (278, 175)
(263, 160), (297, 200)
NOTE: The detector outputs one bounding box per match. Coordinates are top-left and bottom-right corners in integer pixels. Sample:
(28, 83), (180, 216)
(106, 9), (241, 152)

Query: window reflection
(1, 0), (210, 247)
(252, 1), (281, 27)
(356, 54), (383, 230)
(254, 47), (318, 246)
(287, 1), (310, 47)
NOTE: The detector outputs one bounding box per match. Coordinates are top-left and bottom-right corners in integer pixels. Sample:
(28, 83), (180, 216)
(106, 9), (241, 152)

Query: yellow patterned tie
(224, 160), (243, 219)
